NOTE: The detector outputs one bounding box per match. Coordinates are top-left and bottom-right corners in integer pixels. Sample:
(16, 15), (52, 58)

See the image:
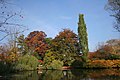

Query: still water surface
(3, 69), (120, 80)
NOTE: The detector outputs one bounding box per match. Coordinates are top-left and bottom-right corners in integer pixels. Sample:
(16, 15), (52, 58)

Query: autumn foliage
(25, 31), (49, 59)
(87, 60), (120, 68)
(0, 45), (19, 63)
(89, 39), (120, 60)
(52, 29), (78, 53)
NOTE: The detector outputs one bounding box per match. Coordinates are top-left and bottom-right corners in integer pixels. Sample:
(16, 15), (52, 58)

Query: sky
(14, 0), (119, 51)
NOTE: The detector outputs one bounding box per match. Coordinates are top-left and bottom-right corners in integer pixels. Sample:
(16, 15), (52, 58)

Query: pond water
(2, 69), (120, 80)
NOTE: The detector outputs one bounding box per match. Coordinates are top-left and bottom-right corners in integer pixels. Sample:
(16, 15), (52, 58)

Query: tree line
(0, 0), (119, 74)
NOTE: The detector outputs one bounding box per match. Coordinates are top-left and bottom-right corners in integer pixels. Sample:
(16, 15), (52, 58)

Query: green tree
(78, 14), (89, 62)
(43, 50), (63, 69)
(45, 37), (53, 48)
(14, 54), (39, 71)
(52, 29), (78, 66)
(17, 34), (29, 55)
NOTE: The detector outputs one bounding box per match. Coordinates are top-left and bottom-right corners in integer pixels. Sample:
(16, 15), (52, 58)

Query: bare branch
(0, 0), (27, 41)
(105, 0), (120, 32)
(0, 34), (9, 41)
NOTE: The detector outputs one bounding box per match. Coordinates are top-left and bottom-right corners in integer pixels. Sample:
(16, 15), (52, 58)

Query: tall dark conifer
(78, 14), (89, 62)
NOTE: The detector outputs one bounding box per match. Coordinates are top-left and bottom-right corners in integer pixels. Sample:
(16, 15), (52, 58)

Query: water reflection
(7, 69), (120, 80)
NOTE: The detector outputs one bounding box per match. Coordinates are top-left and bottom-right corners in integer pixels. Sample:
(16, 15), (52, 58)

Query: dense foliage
(25, 31), (49, 60)
(43, 50), (58, 66)
(17, 35), (29, 55)
(0, 14), (120, 73)
(78, 14), (89, 62)
(52, 29), (78, 66)
(89, 39), (120, 60)
(14, 54), (39, 71)
(0, 62), (14, 75)
(0, 45), (19, 63)
(87, 60), (120, 68)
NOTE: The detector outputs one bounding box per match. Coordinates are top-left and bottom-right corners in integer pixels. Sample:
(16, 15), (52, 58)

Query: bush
(33, 52), (42, 60)
(0, 62), (14, 74)
(90, 39), (120, 60)
(87, 60), (120, 68)
(43, 50), (56, 66)
(71, 60), (85, 68)
(109, 54), (120, 60)
(14, 55), (39, 71)
(14, 64), (33, 71)
(44, 60), (63, 69)
(50, 60), (63, 69)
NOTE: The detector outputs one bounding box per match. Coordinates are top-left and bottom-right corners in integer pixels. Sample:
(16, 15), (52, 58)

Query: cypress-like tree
(78, 14), (89, 62)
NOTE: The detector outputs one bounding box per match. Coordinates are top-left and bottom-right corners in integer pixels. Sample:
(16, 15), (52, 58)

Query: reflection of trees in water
(8, 69), (120, 80)
(40, 70), (63, 80)
(71, 69), (120, 80)
(10, 71), (39, 80)
(41, 70), (74, 80)
(71, 69), (89, 80)
(89, 69), (120, 80)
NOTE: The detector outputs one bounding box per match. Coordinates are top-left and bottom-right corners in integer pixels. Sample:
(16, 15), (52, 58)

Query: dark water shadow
(2, 69), (120, 80)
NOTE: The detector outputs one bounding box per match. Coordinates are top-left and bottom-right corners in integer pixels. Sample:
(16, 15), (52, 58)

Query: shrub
(71, 60), (85, 68)
(43, 50), (56, 66)
(44, 60), (63, 69)
(87, 60), (120, 68)
(14, 64), (32, 71)
(0, 62), (14, 74)
(33, 52), (42, 60)
(89, 44), (120, 60)
(50, 60), (63, 69)
(109, 54), (120, 60)
(14, 54), (39, 71)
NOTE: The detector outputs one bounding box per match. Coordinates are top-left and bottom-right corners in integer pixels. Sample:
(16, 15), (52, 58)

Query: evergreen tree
(78, 14), (89, 62)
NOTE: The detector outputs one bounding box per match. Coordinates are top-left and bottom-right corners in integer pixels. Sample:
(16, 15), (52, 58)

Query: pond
(1, 69), (120, 80)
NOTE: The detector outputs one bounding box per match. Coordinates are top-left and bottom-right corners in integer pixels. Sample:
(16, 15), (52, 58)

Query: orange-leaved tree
(25, 31), (49, 60)
(89, 39), (120, 60)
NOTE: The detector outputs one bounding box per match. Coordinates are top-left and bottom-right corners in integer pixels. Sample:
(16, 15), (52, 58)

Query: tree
(106, 39), (120, 55)
(89, 39), (120, 60)
(25, 31), (48, 60)
(0, 0), (27, 41)
(0, 44), (9, 62)
(43, 50), (62, 69)
(0, 27), (24, 63)
(52, 29), (78, 66)
(14, 54), (39, 71)
(78, 14), (89, 62)
(17, 34), (29, 55)
(105, 0), (120, 32)
(45, 37), (53, 47)
(0, 43), (19, 63)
